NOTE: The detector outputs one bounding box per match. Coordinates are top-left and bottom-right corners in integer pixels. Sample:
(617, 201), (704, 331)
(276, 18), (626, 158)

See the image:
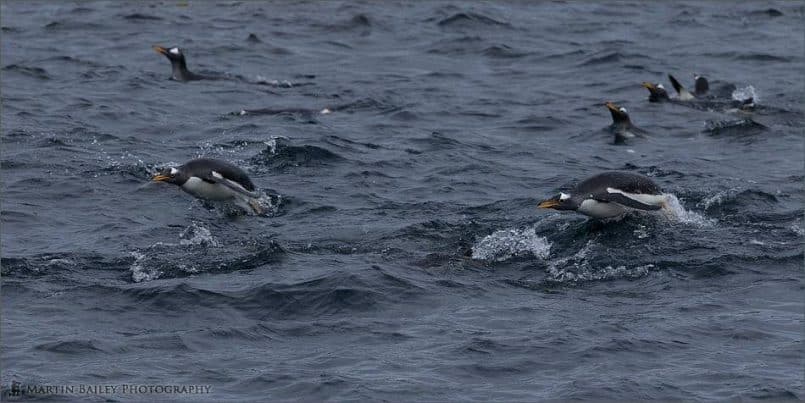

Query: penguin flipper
(593, 192), (662, 211)
(668, 74), (684, 95)
(668, 74), (695, 100)
(206, 171), (262, 199)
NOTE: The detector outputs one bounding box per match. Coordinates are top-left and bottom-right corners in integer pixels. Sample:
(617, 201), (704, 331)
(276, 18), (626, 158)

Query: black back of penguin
(181, 158), (256, 191)
(574, 171), (662, 196)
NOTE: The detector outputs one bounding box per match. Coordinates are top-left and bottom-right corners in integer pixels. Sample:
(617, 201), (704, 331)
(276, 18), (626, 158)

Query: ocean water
(1, 1), (803, 401)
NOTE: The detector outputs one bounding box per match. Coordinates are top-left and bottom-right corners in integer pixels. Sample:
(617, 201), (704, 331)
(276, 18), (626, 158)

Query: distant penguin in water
(645, 76), (753, 112)
(605, 102), (647, 144)
(538, 171), (667, 219)
(669, 73), (738, 101)
(152, 158), (263, 214)
(693, 74), (709, 97)
(153, 45), (218, 82)
(642, 82), (671, 103)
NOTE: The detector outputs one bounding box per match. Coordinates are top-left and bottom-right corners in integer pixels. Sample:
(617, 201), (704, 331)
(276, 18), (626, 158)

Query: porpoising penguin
(538, 171), (667, 219)
(152, 158), (263, 214)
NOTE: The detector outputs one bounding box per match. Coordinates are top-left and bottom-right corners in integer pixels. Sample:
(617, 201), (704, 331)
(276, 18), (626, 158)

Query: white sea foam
(255, 75), (293, 87)
(661, 193), (715, 226)
(129, 223), (219, 282)
(471, 227), (551, 262)
(129, 251), (159, 283)
(699, 189), (731, 210)
(732, 85), (758, 103)
(179, 222), (220, 246)
(263, 135), (288, 155)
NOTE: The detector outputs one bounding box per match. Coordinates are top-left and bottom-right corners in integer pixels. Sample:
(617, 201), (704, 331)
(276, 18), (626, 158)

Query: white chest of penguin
(181, 177), (239, 201)
(577, 199), (626, 218)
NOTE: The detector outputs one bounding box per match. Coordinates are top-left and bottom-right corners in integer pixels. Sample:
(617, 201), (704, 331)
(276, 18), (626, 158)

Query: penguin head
(642, 82), (670, 102)
(538, 192), (577, 211)
(693, 74), (709, 95)
(605, 102), (631, 124)
(152, 166), (188, 186)
(153, 45), (185, 62)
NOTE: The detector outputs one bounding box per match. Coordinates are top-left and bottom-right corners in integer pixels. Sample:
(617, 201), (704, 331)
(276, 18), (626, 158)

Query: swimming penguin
(670, 73), (740, 101)
(153, 45), (218, 81)
(642, 82), (671, 103)
(693, 74), (709, 96)
(605, 102), (647, 144)
(538, 171), (667, 219)
(646, 76), (753, 112)
(152, 158), (263, 214)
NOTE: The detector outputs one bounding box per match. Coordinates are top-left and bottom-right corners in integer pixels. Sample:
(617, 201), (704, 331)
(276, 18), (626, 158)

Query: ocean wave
(436, 12), (512, 29)
(2, 64), (49, 80)
(544, 241), (657, 284)
(698, 188), (778, 215)
(129, 223), (284, 282)
(313, 14), (373, 36)
(577, 52), (649, 67)
(121, 13), (162, 21)
(249, 138), (346, 170)
(1, 252), (127, 278)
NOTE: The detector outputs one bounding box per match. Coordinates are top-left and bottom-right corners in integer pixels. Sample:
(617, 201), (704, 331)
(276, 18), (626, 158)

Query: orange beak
(152, 45), (168, 55)
(538, 199), (560, 209)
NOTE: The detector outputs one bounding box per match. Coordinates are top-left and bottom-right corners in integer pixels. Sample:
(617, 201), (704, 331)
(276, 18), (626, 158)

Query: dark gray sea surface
(2, 1), (803, 401)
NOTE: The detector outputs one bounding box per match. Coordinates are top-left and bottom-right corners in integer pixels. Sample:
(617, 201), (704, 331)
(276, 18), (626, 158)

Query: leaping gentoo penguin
(152, 158), (263, 214)
(153, 45), (218, 81)
(538, 171), (667, 219)
(605, 102), (647, 144)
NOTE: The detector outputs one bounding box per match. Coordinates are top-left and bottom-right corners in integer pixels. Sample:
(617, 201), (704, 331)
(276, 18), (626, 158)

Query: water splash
(129, 251), (157, 283)
(471, 227), (551, 262)
(129, 223), (220, 282)
(254, 193), (282, 216)
(699, 189), (732, 210)
(179, 222), (220, 247)
(732, 85), (758, 102)
(661, 194), (715, 226)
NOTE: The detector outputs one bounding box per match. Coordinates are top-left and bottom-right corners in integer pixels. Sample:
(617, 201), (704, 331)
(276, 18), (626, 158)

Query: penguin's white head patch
(619, 107), (628, 113)
(559, 192), (571, 200)
(657, 84), (665, 89)
(170, 167), (178, 175)
(169, 47), (180, 55)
